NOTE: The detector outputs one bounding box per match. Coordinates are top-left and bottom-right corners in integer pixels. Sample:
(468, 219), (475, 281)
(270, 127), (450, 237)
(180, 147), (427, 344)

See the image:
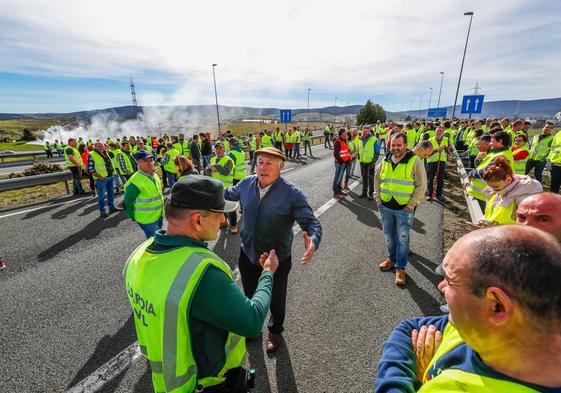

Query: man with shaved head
(376, 225), (561, 392)
(516, 192), (561, 243)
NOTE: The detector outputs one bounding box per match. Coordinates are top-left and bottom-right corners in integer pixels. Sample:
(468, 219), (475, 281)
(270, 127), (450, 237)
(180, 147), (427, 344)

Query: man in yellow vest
(123, 150), (164, 238)
(375, 225), (561, 392)
(124, 175), (279, 393)
(547, 124), (561, 194)
(358, 128), (380, 200)
(261, 130), (273, 149)
(273, 127), (284, 152)
(64, 137), (86, 195)
(374, 132), (427, 285)
(526, 122), (555, 184)
(426, 127), (450, 201)
(206, 142), (237, 234)
(161, 142), (180, 189)
(293, 126), (302, 159)
(228, 138), (247, 234)
(88, 141), (121, 217)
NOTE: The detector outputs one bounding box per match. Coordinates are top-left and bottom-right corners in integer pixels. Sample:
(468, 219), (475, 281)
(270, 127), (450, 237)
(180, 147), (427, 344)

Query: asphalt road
(0, 143), (444, 393)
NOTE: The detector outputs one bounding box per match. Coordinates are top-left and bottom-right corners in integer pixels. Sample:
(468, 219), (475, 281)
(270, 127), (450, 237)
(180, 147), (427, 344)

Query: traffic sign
(280, 109), (292, 123)
(461, 95), (484, 114)
(427, 108), (447, 118)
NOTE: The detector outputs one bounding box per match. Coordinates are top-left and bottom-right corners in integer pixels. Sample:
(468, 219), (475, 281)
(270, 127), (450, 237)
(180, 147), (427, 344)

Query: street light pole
(418, 94), (423, 118)
(437, 72), (444, 108)
(212, 64), (221, 134)
(428, 87), (433, 109)
(307, 88), (311, 122)
(451, 12), (474, 121)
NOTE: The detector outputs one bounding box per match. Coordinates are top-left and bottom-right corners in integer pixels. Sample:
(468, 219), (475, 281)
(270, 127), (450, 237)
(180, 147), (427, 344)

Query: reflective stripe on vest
(230, 150), (247, 180)
(483, 192), (516, 225)
(89, 150), (109, 177)
(124, 245), (246, 393)
(163, 149), (180, 174)
(64, 146), (82, 168)
(124, 172), (164, 225)
(529, 134), (553, 161)
(210, 156), (234, 187)
(379, 155), (417, 205)
(512, 145), (529, 175)
(337, 139), (352, 162)
(427, 137), (449, 163)
(285, 133), (294, 143)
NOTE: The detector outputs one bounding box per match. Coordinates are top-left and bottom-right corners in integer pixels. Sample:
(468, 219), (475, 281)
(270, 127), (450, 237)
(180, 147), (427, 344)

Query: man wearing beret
(124, 175), (279, 392)
(224, 147), (323, 353)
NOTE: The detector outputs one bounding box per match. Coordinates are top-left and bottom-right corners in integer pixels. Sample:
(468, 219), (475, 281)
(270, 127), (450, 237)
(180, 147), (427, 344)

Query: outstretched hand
(300, 232), (316, 265)
(259, 250), (279, 273)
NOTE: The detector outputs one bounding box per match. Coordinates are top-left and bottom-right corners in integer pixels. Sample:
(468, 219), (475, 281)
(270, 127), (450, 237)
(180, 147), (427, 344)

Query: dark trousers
(427, 161), (446, 198)
(324, 133), (331, 148)
(275, 141), (283, 152)
(525, 159), (546, 184)
(228, 179), (240, 226)
(360, 162), (375, 197)
(551, 164), (561, 194)
(161, 167), (168, 188)
(69, 166), (84, 194)
(46, 150), (53, 158)
(304, 141), (313, 156)
(238, 250), (292, 335)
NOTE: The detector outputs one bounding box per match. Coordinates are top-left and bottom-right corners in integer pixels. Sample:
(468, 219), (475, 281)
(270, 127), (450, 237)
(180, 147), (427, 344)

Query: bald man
(516, 192), (561, 243)
(376, 225), (561, 392)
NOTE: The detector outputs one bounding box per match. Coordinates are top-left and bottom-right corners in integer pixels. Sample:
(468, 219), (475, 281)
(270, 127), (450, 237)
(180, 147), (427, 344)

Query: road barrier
(0, 171), (73, 193)
(452, 146), (483, 224)
(0, 150), (48, 163)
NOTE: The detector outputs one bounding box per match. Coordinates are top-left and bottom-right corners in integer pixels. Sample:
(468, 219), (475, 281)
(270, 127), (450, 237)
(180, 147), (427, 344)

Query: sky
(0, 0), (560, 114)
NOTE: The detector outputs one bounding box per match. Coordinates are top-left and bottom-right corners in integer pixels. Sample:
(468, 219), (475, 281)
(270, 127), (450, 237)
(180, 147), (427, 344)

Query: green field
(0, 141), (43, 151)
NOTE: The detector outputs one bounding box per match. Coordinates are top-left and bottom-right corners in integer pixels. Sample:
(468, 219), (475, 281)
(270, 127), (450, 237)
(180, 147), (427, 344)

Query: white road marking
(68, 177), (359, 393)
(0, 197), (94, 219)
(280, 167), (294, 173)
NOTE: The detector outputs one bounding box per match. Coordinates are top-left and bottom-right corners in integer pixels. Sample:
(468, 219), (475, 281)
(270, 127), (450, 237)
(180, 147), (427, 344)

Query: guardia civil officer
(124, 175), (278, 393)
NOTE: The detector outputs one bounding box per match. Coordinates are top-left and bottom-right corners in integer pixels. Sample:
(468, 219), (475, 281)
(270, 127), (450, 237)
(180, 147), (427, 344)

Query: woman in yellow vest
(479, 156), (542, 226)
(511, 134), (530, 175)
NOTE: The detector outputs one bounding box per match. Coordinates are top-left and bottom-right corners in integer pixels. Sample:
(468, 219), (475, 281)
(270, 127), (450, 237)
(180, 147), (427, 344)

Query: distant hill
(392, 97), (561, 120)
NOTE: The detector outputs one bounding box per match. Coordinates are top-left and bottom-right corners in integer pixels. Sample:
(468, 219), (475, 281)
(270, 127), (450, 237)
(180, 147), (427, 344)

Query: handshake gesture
(258, 250), (279, 273)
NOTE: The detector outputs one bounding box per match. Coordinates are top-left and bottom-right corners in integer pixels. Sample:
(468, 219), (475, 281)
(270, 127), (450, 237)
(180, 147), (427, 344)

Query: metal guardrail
(0, 150), (48, 162)
(0, 171), (72, 193)
(0, 157), (65, 169)
(452, 146), (483, 224)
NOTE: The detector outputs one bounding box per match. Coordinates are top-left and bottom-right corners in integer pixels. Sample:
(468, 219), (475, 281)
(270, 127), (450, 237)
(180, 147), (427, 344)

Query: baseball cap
(254, 147), (286, 162)
(169, 175), (238, 213)
(134, 150), (154, 160)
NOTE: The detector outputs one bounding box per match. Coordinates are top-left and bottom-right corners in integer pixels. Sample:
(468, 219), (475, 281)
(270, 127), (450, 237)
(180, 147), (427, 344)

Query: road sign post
(461, 95), (484, 114)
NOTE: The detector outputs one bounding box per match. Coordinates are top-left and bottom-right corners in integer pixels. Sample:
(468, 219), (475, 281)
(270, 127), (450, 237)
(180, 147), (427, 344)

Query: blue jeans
(203, 155), (211, 170)
(167, 172), (176, 188)
(379, 204), (414, 269)
(324, 134), (332, 148)
(294, 143), (300, 157)
(138, 218), (163, 238)
(333, 162), (347, 193)
(525, 159), (546, 183)
(304, 141), (312, 156)
(96, 177), (116, 214)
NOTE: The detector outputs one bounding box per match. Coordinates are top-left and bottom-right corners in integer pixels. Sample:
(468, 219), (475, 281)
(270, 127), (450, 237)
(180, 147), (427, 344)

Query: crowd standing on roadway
(33, 117), (561, 392)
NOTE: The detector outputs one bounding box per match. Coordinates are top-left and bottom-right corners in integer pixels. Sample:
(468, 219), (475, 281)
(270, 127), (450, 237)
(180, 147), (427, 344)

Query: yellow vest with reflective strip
(125, 172), (164, 225)
(546, 131), (561, 165)
(163, 149), (180, 174)
(512, 145), (529, 175)
(89, 150), (109, 177)
(261, 135), (273, 147)
(483, 191), (516, 225)
(467, 150), (515, 202)
(427, 137), (449, 163)
(285, 133), (295, 143)
(230, 150), (247, 181)
(420, 322), (539, 393)
(359, 136), (377, 163)
(63, 146), (82, 168)
(379, 155), (417, 205)
(124, 242), (246, 393)
(405, 129), (417, 150)
(529, 134), (553, 161)
(210, 155), (234, 187)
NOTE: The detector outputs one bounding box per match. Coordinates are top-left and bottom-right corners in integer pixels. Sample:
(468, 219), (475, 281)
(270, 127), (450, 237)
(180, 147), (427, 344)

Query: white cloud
(1, 0), (560, 111)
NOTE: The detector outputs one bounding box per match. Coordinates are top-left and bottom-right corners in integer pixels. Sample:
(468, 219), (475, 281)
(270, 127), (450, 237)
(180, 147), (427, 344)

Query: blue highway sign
(280, 109), (292, 123)
(427, 108), (447, 118)
(461, 95), (484, 114)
